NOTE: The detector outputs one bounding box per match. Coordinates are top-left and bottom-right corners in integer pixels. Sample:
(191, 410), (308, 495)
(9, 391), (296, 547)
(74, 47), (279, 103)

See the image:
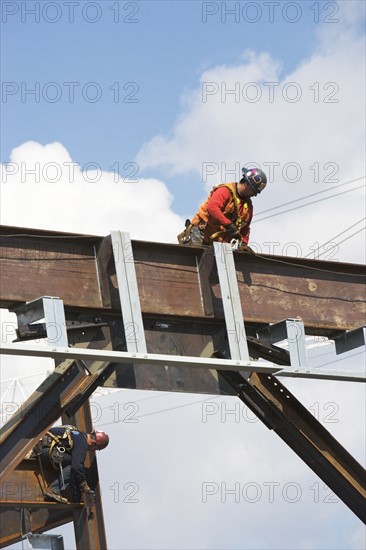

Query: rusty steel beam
(1, 225), (365, 546)
(1, 225), (365, 332)
(0, 226), (102, 310)
(0, 359), (88, 482)
(0, 459), (79, 548)
(220, 370), (366, 524)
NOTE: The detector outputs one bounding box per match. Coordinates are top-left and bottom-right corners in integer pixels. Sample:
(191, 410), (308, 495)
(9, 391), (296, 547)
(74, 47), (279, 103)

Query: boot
(44, 489), (69, 504)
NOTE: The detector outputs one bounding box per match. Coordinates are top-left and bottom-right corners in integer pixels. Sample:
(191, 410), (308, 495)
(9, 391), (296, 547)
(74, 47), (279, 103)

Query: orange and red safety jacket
(191, 182), (253, 244)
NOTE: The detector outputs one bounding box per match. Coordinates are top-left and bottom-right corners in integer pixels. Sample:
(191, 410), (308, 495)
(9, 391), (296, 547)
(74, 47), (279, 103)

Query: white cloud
(136, 6), (365, 180)
(0, 140), (185, 429)
(136, 2), (366, 264)
(0, 141), (184, 243)
(1, 4), (365, 548)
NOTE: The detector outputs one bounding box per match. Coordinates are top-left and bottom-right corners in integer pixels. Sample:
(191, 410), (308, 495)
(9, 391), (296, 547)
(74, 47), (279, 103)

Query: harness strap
(209, 229), (226, 242)
(209, 184), (247, 242)
(45, 425), (77, 468)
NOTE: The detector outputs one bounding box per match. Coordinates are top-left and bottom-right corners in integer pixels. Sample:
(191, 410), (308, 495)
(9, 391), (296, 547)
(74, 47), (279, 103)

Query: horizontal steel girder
(1, 344), (365, 382)
(1, 226), (365, 332)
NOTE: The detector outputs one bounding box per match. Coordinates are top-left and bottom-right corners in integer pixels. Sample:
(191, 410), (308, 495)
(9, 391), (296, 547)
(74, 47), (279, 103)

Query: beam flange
(333, 326), (366, 355)
(1, 343), (365, 382)
(0, 343), (280, 373)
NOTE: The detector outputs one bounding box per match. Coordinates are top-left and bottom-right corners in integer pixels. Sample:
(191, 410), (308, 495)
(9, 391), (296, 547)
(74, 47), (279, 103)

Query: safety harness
(43, 425), (77, 488)
(208, 183), (243, 241)
(177, 183), (248, 244)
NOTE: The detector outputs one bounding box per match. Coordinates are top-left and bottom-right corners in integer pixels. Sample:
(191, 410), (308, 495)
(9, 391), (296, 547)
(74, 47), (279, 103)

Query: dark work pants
(41, 447), (72, 494)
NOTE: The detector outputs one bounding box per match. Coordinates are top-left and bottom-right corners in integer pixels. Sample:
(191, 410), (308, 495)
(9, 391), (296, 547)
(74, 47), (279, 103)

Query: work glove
(224, 223), (241, 240)
(79, 481), (95, 506)
(238, 243), (256, 255)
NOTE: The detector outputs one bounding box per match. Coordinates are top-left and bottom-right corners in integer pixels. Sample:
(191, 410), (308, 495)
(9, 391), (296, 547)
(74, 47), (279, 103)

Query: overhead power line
(253, 184), (365, 224)
(304, 217), (366, 258)
(255, 176), (365, 217)
(315, 227), (366, 259)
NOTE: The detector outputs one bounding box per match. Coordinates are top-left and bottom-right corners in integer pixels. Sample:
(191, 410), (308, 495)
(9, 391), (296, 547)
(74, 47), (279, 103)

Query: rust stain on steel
(105, 240), (366, 330)
(233, 254), (366, 330)
(124, 243), (204, 317)
(1, 226), (365, 331)
(0, 226), (103, 309)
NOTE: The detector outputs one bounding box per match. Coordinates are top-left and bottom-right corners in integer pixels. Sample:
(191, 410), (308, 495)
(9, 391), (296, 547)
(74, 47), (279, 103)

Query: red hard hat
(92, 430), (109, 450)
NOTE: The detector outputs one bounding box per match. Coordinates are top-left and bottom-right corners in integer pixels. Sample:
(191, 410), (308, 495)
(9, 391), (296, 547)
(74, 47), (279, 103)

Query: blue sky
(1, 1), (320, 166)
(1, 1), (365, 549)
(1, 0), (340, 216)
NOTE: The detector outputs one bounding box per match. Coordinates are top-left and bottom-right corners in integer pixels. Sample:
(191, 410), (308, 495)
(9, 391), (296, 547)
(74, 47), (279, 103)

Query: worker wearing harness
(178, 167), (267, 253)
(35, 425), (109, 504)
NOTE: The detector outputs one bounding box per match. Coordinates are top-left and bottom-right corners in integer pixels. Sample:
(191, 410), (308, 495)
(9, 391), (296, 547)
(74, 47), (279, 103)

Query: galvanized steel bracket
(257, 318), (308, 369)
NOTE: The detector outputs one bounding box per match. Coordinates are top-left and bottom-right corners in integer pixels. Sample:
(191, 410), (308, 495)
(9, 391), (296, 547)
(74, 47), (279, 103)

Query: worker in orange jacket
(178, 167), (267, 253)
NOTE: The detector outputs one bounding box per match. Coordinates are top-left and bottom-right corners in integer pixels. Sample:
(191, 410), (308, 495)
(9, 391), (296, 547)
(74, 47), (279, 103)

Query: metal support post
(12, 296), (68, 348)
(42, 297), (68, 347)
(111, 231), (147, 353)
(213, 243), (249, 369)
(257, 318), (308, 369)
